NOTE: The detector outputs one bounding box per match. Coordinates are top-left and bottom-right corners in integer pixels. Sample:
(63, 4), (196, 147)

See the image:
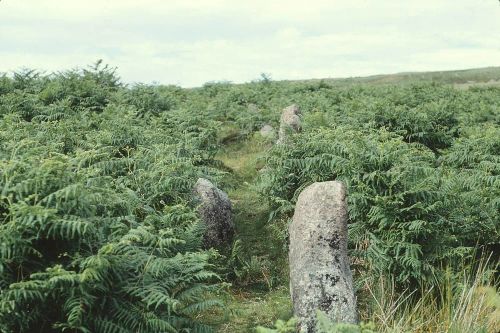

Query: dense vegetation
(0, 63), (498, 332)
(262, 84), (499, 284)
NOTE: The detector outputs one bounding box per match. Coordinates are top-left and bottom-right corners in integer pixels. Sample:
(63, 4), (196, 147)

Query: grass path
(215, 136), (293, 332)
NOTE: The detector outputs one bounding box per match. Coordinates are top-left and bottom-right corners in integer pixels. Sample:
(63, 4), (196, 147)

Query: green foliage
(255, 317), (298, 333)
(39, 60), (120, 113)
(0, 73), (14, 95)
(124, 84), (178, 117)
(316, 312), (376, 333)
(0, 64), (226, 332)
(226, 239), (274, 289)
(259, 83), (500, 285)
(257, 313), (376, 333)
(1, 63), (499, 331)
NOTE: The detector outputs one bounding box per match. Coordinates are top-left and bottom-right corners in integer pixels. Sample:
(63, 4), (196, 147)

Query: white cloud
(1, 0), (499, 86)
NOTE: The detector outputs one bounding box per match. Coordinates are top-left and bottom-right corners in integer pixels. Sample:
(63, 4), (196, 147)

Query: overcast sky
(1, 0), (499, 87)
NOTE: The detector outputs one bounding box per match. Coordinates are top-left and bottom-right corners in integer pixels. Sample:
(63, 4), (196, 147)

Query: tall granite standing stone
(277, 104), (302, 144)
(193, 178), (234, 249)
(289, 181), (357, 332)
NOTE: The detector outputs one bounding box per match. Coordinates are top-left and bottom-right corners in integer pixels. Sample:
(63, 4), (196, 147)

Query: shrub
(260, 122), (498, 284)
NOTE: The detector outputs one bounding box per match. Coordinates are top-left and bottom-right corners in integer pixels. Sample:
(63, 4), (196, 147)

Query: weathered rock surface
(277, 104), (302, 144)
(193, 178), (234, 249)
(289, 181), (357, 332)
(259, 124), (275, 138)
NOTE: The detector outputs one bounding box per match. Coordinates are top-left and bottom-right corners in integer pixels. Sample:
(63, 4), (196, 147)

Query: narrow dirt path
(215, 138), (292, 332)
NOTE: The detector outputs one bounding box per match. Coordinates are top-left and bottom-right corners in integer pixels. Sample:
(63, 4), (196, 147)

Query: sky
(1, 0), (499, 87)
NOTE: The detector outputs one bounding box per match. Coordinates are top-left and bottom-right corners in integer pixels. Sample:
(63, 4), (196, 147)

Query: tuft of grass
(218, 287), (293, 333)
(360, 256), (499, 333)
(217, 132), (271, 182)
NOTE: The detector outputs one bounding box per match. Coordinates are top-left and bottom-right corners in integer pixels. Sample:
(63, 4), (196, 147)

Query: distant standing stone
(248, 103), (260, 113)
(289, 181), (357, 332)
(193, 178), (234, 249)
(259, 124), (275, 138)
(277, 104), (302, 144)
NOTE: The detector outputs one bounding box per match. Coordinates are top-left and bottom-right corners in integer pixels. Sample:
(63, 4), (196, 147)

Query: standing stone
(193, 178), (234, 249)
(289, 181), (357, 332)
(259, 124), (275, 138)
(277, 104), (302, 144)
